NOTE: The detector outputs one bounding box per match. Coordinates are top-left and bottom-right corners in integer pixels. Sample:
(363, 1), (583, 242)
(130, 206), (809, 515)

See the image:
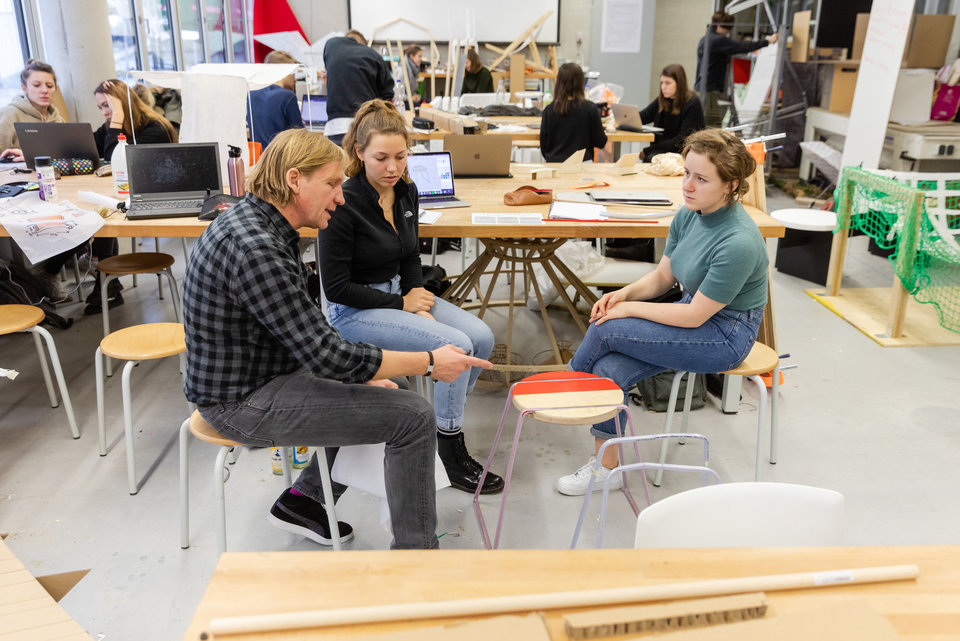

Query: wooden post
(825, 175), (854, 296)
(885, 190), (924, 338)
(510, 52), (525, 103)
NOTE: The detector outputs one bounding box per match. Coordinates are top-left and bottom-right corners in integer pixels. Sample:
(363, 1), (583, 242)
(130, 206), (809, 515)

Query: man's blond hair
(247, 129), (345, 208)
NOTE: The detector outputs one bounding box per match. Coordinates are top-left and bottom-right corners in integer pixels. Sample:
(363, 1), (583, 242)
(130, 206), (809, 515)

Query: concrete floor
(1, 188), (959, 640)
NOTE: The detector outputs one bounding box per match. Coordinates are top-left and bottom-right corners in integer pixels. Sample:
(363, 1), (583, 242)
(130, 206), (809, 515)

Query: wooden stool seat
(512, 371), (624, 425)
(100, 322), (185, 360)
(188, 411), (238, 448)
(0, 304), (79, 439)
(98, 252), (175, 275)
(0, 304), (45, 334)
(722, 343), (779, 377)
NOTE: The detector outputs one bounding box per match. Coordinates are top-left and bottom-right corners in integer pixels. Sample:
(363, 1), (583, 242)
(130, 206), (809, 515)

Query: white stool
(770, 208), (837, 285)
(179, 410), (341, 555)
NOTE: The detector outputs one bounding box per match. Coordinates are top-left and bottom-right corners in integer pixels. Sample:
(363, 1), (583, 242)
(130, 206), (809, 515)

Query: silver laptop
(443, 134), (513, 178)
(14, 122), (101, 170)
(301, 95), (328, 129)
(125, 142), (223, 220)
(407, 151), (469, 209)
(610, 103), (663, 133)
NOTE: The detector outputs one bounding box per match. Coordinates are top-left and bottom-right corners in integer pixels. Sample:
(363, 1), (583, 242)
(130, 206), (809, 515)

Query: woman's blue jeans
(569, 293), (764, 439)
(328, 275), (494, 433)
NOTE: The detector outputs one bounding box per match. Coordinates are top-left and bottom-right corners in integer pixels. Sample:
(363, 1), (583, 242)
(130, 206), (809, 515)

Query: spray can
(270, 447), (286, 475)
(35, 156), (59, 203)
(227, 144), (246, 196)
(293, 446), (310, 469)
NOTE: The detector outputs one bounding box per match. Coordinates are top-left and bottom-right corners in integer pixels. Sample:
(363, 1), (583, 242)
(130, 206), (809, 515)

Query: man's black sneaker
(267, 489), (354, 546)
(437, 432), (505, 494)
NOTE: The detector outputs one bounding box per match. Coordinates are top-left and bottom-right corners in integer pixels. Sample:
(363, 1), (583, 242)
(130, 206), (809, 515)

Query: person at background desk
(183, 128), (491, 549)
(696, 11), (778, 127)
(246, 50), (303, 147)
(320, 100), (502, 495)
(37, 79), (177, 311)
(0, 59), (64, 158)
(556, 129), (768, 495)
(402, 44), (423, 105)
(461, 49), (494, 94)
(639, 64), (705, 162)
(540, 62), (612, 163)
(323, 29), (393, 146)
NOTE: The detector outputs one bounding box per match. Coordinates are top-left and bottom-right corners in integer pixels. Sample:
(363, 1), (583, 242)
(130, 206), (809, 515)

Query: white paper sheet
(548, 201), (608, 221)
(0, 195), (104, 264)
(331, 444), (450, 529)
(471, 213), (545, 225)
(601, 0), (643, 53)
(418, 210), (442, 224)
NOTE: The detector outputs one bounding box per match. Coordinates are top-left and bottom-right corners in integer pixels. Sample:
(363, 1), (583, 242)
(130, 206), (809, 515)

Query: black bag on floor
(421, 264), (450, 297)
(630, 370), (706, 412)
(0, 260), (73, 329)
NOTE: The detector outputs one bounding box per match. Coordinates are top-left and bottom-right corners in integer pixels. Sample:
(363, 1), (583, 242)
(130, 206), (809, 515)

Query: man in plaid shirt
(182, 129), (490, 549)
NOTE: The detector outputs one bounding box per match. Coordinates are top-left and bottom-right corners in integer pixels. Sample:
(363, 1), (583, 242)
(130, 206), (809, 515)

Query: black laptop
(14, 122), (101, 170)
(125, 142), (223, 220)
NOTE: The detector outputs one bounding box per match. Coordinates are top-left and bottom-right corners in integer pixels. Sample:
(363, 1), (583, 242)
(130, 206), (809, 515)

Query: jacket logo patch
(404, 210), (414, 218)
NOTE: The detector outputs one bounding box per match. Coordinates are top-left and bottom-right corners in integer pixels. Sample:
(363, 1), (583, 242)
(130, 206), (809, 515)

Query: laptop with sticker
(124, 142), (223, 220)
(406, 151), (469, 209)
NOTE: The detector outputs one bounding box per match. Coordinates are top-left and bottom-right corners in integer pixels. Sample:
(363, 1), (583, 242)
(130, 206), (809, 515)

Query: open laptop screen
(127, 143), (222, 197)
(407, 152), (456, 198)
(301, 95), (328, 126)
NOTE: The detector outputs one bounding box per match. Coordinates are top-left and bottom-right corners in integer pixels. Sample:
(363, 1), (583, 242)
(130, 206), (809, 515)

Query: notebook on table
(14, 122), (101, 170)
(407, 151), (469, 209)
(443, 134), (513, 178)
(125, 142), (223, 220)
(301, 95), (328, 129)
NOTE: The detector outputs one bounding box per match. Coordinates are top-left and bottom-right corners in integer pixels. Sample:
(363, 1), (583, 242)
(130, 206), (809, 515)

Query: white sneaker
(556, 457), (622, 496)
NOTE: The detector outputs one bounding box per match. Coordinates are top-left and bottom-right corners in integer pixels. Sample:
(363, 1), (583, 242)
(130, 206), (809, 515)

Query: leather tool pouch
(503, 185), (552, 206)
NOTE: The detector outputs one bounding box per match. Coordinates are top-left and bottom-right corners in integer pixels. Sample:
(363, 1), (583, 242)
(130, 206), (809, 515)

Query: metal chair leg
(121, 360), (139, 495)
(654, 372), (687, 486)
(179, 418), (191, 549)
(316, 446), (342, 551)
(28, 326), (79, 438)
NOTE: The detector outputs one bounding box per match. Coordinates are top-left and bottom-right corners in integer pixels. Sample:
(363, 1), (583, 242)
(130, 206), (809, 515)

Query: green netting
(834, 167), (960, 334)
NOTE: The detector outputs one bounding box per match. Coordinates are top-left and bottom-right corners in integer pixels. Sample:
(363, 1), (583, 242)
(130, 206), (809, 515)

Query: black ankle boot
(437, 432), (504, 494)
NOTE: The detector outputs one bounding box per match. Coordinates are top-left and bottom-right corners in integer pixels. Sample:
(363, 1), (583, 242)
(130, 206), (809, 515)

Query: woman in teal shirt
(557, 128), (768, 495)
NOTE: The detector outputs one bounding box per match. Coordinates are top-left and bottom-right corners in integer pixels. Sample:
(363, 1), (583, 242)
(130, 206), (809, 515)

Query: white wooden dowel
(207, 564), (918, 637)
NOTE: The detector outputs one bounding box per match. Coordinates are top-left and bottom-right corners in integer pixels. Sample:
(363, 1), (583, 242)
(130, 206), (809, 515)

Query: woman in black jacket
(540, 62), (611, 162)
(319, 99), (501, 495)
(639, 64), (705, 162)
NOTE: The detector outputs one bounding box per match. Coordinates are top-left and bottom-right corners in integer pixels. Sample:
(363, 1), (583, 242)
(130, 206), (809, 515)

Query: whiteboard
(347, 0), (560, 44)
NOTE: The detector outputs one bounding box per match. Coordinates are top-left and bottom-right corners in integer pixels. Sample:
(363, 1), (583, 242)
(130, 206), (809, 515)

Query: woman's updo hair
(342, 99), (410, 179)
(21, 59), (57, 86)
(681, 129), (756, 203)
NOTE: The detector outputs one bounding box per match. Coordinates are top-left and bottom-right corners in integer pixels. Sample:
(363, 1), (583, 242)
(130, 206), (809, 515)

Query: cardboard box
(852, 12), (955, 68)
(905, 14), (956, 68)
(820, 64), (859, 113)
(791, 10), (812, 63)
(890, 68), (936, 124)
(0, 536), (92, 639)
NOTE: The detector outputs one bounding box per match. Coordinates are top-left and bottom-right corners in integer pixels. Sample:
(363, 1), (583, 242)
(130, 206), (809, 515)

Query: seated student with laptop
(34, 78), (177, 311)
(320, 99), (503, 495)
(0, 59), (65, 157)
(638, 64), (705, 162)
(539, 62), (612, 163)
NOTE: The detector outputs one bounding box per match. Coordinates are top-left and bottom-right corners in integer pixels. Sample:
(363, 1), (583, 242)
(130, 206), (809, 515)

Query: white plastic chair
(633, 482), (844, 548)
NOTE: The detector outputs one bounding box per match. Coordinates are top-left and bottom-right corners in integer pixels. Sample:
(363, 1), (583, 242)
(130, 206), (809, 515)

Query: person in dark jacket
(322, 30), (393, 145)
(461, 49), (494, 94)
(539, 62), (611, 162)
(246, 49), (303, 146)
(696, 11), (778, 126)
(639, 64), (705, 161)
(319, 99), (501, 496)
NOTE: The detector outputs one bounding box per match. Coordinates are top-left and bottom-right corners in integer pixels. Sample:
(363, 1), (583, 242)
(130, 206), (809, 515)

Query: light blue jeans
(328, 275), (494, 433)
(570, 292), (764, 439)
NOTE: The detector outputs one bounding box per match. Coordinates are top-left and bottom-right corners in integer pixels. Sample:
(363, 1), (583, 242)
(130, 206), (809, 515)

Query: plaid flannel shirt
(182, 194), (382, 405)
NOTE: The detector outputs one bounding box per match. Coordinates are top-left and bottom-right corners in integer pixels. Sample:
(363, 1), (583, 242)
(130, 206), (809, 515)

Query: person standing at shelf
(323, 29), (393, 146)
(696, 11), (778, 127)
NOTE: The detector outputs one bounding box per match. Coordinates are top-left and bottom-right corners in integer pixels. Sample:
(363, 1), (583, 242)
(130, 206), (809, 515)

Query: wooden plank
(509, 53), (526, 102)
(805, 287), (960, 347)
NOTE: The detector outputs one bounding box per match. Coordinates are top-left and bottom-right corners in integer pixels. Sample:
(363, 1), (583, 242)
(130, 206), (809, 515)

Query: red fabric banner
(251, 0), (308, 62)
